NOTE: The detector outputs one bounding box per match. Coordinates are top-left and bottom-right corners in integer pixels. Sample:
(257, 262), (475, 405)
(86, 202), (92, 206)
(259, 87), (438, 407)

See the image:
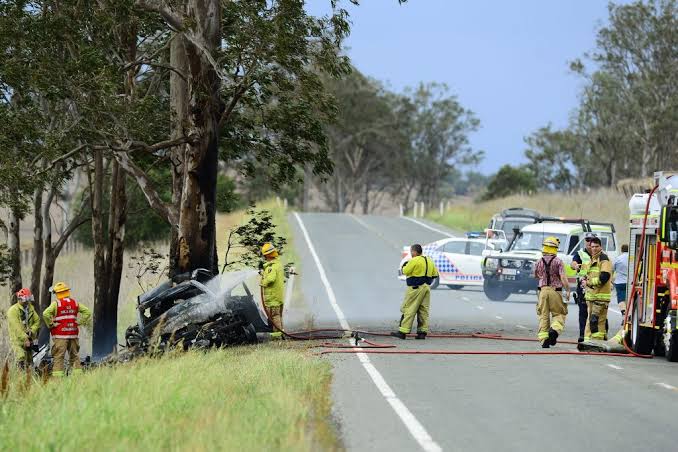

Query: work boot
(415, 332), (427, 340)
(548, 328), (559, 346)
(390, 331), (407, 340)
(578, 336), (584, 343)
(541, 341), (550, 349)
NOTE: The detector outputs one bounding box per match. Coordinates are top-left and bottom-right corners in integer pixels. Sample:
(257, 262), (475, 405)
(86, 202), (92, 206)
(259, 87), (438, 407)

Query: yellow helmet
(542, 236), (559, 255)
(261, 242), (278, 256)
(50, 282), (71, 299)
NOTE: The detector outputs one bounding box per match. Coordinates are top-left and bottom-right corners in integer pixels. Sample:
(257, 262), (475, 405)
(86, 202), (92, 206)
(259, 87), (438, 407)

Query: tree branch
(122, 59), (188, 82)
(113, 151), (179, 226)
(135, 0), (184, 31)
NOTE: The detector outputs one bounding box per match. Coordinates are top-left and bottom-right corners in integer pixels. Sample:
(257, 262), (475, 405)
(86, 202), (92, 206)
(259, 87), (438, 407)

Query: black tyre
(447, 285), (464, 290)
(630, 298), (654, 355)
(483, 279), (510, 302)
(664, 316), (678, 362)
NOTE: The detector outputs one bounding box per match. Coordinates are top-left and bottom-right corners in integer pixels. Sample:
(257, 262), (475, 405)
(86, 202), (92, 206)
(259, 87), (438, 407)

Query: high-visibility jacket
(6, 302), (40, 357)
(585, 254), (612, 302)
(43, 297), (92, 339)
(403, 255), (439, 287)
(261, 258), (285, 307)
(577, 249), (592, 277)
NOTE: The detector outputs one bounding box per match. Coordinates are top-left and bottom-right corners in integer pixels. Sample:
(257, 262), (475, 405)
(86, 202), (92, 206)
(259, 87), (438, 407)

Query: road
(286, 213), (678, 452)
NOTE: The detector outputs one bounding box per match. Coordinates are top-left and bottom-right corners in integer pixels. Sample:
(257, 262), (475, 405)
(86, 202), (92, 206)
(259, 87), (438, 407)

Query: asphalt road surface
(286, 213), (678, 452)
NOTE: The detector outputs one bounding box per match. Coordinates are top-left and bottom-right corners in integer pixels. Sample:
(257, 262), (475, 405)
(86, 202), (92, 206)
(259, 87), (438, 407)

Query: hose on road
(260, 282), (640, 358)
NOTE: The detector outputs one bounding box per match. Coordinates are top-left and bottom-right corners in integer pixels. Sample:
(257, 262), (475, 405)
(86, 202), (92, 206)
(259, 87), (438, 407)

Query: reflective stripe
(537, 332), (549, 339)
(592, 332), (606, 340)
(52, 370), (65, 377)
(585, 293), (611, 301)
(51, 335), (80, 339)
(552, 321), (564, 330)
(54, 315), (77, 321)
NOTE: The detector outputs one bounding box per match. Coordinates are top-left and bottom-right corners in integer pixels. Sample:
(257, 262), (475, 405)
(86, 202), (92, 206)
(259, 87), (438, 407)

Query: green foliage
(222, 208), (290, 272)
(74, 172), (172, 248)
(524, 125), (578, 190)
(530, 0), (678, 187)
(215, 174), (241, 213)
(481, 165), (537, 201)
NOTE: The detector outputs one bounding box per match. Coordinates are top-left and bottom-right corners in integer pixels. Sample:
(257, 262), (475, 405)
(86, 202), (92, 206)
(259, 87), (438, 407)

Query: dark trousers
(577, 286), (587, 338)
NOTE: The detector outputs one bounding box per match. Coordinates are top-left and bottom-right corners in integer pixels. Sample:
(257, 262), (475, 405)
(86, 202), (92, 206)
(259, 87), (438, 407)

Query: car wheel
(483, 279), (510, 302)
(446, 285), (464, 290)
(630, 295), (654, 355)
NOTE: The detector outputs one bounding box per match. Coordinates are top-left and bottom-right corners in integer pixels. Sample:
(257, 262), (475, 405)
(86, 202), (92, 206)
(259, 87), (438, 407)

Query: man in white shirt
(613, 244), (629, 314)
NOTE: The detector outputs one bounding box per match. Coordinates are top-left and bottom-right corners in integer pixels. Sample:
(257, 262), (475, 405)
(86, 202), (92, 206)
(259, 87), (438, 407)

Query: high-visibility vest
(50, 297), (80, 339)
(578, 249), (591, 277)
(585, 255), (612, 302)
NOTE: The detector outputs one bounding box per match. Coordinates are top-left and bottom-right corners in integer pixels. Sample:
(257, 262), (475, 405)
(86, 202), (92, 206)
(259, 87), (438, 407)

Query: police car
(398, 234), (492, 289)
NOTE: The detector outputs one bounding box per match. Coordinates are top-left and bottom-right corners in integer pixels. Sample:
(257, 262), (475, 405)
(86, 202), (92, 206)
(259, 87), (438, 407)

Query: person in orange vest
(42, 282), (91, 377)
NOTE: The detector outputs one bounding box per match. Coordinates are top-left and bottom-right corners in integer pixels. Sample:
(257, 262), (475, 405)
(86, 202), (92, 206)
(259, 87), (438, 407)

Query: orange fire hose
(258, 259), (642, 358)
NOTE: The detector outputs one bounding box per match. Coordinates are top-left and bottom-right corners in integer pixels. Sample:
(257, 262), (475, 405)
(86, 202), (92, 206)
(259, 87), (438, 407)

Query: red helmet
(16, 287), (33, 302)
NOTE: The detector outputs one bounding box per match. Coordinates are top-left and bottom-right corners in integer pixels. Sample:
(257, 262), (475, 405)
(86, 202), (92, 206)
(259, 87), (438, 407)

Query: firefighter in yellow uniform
(260, 242), (285, 339)
(43, 282), (91, 377)
(392, 244), (439, 340)
(584, 237), (613, 341)
(7, 288), (41, 368)
(533, 237), (570, 348)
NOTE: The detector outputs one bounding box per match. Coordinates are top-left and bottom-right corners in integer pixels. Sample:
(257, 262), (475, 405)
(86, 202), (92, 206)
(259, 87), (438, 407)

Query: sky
(305, 0), (627, 175)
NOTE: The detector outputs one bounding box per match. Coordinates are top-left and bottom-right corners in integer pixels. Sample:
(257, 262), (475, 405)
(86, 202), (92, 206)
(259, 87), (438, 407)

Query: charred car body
(124, 269), (272, 353)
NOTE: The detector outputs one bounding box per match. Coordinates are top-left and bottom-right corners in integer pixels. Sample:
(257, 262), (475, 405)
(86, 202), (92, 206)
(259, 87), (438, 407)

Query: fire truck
(626, 171), (678, 360)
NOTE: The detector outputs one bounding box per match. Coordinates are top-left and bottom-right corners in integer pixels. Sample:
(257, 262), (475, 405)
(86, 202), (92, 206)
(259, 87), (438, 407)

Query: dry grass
(428, 189), (631, 242)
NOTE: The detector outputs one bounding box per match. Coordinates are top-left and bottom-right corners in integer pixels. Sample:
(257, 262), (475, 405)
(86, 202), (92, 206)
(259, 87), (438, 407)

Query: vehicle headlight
(484, 258), (499, 270)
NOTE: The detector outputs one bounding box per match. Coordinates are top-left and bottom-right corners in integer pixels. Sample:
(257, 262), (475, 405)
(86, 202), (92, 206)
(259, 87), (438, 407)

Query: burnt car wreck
(124, 269), (272, 354)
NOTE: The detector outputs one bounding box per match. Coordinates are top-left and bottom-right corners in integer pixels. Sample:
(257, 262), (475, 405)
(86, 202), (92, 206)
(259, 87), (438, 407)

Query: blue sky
(306, 0), (625, 175)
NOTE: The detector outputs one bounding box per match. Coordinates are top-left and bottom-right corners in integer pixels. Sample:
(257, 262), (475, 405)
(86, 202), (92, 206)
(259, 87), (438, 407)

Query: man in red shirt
(534, 237), (570, 348)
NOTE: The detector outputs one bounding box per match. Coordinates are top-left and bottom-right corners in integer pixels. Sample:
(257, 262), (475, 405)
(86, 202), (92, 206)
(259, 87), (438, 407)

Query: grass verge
(427, 189), (630, 241)
(0, 345), (338, 451)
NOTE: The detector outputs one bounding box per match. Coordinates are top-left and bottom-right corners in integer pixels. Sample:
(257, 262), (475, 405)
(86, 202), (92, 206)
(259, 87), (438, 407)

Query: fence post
(420, 202), (426, 218)
(399, 204), (404, 217)
(283, 198), (288, 209)
(439, 201), (444, 216)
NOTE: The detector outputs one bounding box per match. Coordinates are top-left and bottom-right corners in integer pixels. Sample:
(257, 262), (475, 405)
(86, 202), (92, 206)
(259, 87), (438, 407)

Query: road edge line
(294, 212), (442, 452)
(402, 217), (455, 237)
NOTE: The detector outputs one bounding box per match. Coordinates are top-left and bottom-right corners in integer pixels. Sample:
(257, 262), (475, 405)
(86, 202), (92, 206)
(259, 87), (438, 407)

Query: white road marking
(402, 217), (455, 238)
(294, 213), (442, 452)
(349, 214), (401, 251)
(462, 296), (470, 302)
(656, 382), (677, 391)
(495, 315), (503, 320)
(607, 364), (623, 370)
(516, 324), (528, 330)
(476, 306), (484, 310)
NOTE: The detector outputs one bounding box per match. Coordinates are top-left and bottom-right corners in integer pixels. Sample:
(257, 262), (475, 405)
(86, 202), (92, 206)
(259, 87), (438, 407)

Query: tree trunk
(7, 206), (22, 305)
(91, 150), (110, 359)
(30, 188), (44, 302)
(362, 180), (370, 215)
(172, 0), (222, 275)
(169, 32), (189, 278)
(38, 187), (57, 346)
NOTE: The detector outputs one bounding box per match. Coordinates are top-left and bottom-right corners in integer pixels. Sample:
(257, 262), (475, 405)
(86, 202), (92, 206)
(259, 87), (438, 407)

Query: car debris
(123, 269), (272, 356)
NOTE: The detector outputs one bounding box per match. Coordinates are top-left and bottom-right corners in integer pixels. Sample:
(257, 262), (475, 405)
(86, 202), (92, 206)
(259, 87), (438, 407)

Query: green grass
(0, 346), (338, 451)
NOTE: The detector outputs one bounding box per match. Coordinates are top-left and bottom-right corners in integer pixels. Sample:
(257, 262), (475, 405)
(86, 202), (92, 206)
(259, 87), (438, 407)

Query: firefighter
(534, 237), (570, 348)
(392, 244), (439, 340)
(584, 237), (613, 341)
(6, 288), (40, 368)
(571, 232), (595, 342)
(42, 282), (91, 377)
(260, 242), (285, 339)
